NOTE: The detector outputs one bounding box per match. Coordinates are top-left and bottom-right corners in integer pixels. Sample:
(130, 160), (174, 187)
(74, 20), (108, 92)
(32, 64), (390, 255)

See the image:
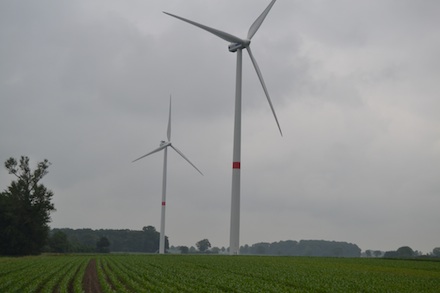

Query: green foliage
(0, 156), (55, 255)
(0, 255), (89, 292)
(179, 246), (189, 254)
(1, 255), (440, 292)
(373, 250), (383, 257)
(397, 246), (415, 258)
(432, 247), (440, 257)
(384, 246), (416, 259)
(196, 239), (211, 252)
(53, 227), (165, 253)
(92, 255), (440, 292)
(240, 240), (361, 257)
(97, 237), (110, 253)
(48, 231), (69, 253)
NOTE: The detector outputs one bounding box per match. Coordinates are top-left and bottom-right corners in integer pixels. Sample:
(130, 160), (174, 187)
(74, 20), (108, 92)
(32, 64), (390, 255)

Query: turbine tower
(133, 96), (203, 254)
(164, 0), (281, 255)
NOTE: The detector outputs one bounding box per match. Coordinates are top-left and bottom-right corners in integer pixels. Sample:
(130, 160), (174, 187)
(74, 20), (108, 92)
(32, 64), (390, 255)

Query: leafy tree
(96, 236), (110, 253)
(143, 225), (167, 252)
(53, 227), (164, 253)
(256, 244), (267, 255)
(397, 246), (414, 258)
(373, 250), (382, 257)
(383, 250), (399, 258)
(0, 156), (55, 255)
(49, 231), (69, 253)
(196, 239), (211, 252)
(240, 244), (250, 254)
(179, 246), (189, 254)
(241, 240), (360, 257)
(433, 247), (440, 257)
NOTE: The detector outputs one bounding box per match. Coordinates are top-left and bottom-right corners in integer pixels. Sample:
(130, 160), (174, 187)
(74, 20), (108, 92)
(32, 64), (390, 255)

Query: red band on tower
(162, 201), (166, 206)
(233, 162), (241, 169)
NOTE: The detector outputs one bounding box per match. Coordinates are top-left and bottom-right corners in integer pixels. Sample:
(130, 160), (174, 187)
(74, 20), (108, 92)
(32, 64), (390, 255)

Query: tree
(196, 239), (211, 252)
(0, 156), (55, 255)
(143, 225), (167, 253)
(179, 246), (189, 254)
(52, 227), (167, 253)
(96, 236), (110, 253)
(433, 247), (440, 257)
(256, 244), (267, 255)
(396, 246), (414, 258)
(240, 244), (250, 254)
(373, 250), (382, 258)
(384, 251), (399, 258)
(49, 231), (69, 253)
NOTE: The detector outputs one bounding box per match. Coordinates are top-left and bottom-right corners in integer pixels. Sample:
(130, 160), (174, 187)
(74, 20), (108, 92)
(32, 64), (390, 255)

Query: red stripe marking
(233, 162), (241, 169)
(162, 201), (166, 206)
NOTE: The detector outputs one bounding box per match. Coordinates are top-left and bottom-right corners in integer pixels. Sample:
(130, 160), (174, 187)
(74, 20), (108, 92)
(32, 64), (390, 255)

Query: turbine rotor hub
(228, 39), (251, 52)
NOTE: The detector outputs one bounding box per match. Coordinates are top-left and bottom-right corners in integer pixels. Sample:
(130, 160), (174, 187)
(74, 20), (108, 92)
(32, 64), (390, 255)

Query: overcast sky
(1, 0), (439, 253)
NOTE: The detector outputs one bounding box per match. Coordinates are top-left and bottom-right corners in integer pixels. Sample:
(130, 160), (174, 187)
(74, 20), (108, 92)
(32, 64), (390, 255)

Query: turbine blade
(246, 46), (283, 136)
(170, 145), (204, 175)
(167, 95), (172, 141)
(163, 12), (245, 44)
(248, 0), (277, 40)
(132, 144), (167, 163)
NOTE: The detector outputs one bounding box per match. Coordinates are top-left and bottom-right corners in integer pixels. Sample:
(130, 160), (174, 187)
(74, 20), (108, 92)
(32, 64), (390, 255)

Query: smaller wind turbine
(133, 96), (203, 254)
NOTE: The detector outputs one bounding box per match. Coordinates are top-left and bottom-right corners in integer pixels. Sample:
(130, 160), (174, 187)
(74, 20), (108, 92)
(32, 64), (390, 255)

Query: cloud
(1, 0), (439, 253)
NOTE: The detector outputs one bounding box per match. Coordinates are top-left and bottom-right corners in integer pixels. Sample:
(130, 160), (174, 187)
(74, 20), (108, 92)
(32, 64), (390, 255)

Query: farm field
(0, 254), (439, 292)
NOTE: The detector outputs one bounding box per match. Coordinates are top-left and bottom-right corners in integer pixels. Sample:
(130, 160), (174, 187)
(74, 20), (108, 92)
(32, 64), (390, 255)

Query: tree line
(239, 240), (362, 257)
(51, 226), (166, 253)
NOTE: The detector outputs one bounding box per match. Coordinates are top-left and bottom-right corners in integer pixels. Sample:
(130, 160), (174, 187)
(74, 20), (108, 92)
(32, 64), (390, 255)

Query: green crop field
(1, 254), (439, 292)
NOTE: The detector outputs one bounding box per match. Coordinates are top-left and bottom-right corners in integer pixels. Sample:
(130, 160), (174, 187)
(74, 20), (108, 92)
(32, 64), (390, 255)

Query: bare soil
(82, 259), (103, 293)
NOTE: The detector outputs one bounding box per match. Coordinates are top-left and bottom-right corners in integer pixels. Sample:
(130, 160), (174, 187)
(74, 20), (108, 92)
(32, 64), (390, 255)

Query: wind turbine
(164, 0), (282, 255)
(133, 96), (203, 254)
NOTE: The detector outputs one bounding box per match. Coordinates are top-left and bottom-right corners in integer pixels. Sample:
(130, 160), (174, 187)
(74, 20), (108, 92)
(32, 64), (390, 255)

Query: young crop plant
(87, 254), (440, 292)
(0, 255), (91, 293)
(1, 254), (440, 292)
(57, 256), (90, 293)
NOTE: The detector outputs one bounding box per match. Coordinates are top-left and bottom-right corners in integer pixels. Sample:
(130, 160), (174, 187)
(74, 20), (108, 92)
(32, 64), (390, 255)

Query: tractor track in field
(82, 259), (103, 293)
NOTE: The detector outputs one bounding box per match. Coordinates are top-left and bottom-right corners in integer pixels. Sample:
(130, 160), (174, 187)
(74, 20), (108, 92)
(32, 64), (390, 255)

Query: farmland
(1, 254), (439, 292)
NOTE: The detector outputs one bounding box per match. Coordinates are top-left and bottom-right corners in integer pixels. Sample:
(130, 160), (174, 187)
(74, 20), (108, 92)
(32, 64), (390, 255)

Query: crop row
(94, 255), (440, 292)
(1, 254), (440, 292)
(0, 255), (89, 293)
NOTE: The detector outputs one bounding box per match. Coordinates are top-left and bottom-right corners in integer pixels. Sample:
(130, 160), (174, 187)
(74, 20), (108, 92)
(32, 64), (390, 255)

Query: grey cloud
(1, 0), (439, 253)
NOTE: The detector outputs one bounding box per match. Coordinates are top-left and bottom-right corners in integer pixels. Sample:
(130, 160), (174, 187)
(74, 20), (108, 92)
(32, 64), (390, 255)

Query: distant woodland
(51, 228), (360, 257)
(239, 240), (361, 257)
(52, 226), (167, 253)
(50, 228), (440, 259)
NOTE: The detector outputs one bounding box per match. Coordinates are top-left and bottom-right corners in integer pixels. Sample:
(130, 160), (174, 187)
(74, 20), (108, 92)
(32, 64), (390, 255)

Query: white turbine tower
(133, 96), (203, 254)
(164, 0), (281, 255)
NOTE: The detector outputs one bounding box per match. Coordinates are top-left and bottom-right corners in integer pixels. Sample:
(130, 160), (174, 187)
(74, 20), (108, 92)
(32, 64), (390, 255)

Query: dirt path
(82, 259), (103, 293)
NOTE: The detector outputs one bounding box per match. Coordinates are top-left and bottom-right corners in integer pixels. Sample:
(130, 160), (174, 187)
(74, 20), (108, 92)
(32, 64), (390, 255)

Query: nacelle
(228, 43), (242, 52)
(228, 40), (250, 52)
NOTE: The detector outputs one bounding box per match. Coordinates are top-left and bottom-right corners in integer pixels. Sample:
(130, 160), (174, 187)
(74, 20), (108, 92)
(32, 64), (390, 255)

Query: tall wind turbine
(133, 96), (203, 254)
(164, 0), (281, 255)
